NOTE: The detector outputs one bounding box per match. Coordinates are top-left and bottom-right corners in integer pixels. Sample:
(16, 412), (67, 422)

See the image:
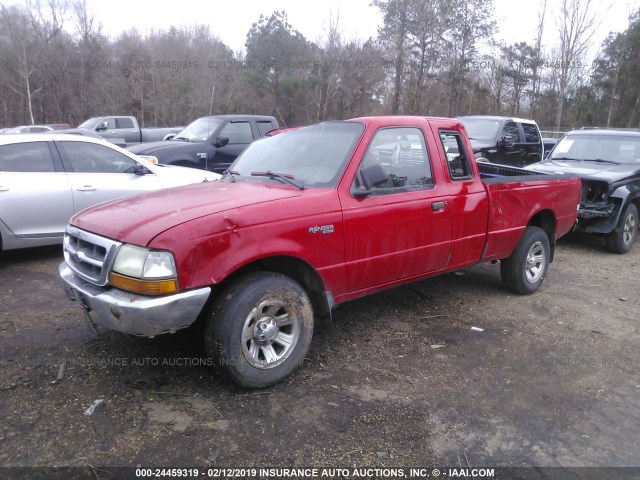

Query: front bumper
(59, 262), (211, 337)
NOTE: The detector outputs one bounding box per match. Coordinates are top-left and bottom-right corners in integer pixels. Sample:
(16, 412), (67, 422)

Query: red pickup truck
(59, 116), (581, 388)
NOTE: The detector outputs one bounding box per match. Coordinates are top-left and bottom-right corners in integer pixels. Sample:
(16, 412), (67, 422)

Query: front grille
(63, 225), (121, 286)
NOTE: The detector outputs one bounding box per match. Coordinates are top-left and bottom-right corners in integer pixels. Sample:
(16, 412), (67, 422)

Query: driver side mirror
(353, 164), (389, 197)
(500, 134), (515, 148)
(95, 122), (108, 132)
(214, 135), (229, 148)
(133, 163), (150, 175)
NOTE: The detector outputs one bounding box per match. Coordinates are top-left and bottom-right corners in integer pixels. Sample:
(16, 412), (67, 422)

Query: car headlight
(110, 244), (178, 295)
(137, 155), (158, 164)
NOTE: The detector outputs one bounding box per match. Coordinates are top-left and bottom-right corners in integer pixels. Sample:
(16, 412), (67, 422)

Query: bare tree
(554, 0), (598, 131)
(530, 0), (547, 119)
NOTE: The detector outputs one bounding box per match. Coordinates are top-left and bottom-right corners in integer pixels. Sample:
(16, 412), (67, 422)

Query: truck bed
(478, 162), (581, 260)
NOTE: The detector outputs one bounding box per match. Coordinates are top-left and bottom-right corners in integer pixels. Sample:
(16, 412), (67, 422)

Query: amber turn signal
(109, 272), (178, 295)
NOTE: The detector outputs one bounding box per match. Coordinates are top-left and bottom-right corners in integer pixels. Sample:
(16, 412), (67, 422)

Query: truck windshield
(78, 118), (101, 129)
(230, 121), (365, 188)
(458, 118), (502, 141)
(174, 118), (223, 142)
(550, 134), (640, 164)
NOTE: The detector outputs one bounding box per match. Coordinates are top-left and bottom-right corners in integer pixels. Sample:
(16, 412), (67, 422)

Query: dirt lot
(0, 234), (639, 474)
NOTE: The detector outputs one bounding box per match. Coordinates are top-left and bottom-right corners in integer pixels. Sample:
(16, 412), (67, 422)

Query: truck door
(339, 126), (453, 292)
(115, 117), (140, 145)
(435, 129), (489, 267)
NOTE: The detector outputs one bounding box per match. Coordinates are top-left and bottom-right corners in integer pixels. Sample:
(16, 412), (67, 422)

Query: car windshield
(458, 118), (502, 141)
(550, 134), (640, 164)
(230, 121), (365, 188)
(174, 118), (222, 142)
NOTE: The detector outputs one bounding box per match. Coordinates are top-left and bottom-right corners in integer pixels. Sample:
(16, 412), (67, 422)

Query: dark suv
(528, 128), (640, 253)
(457, 116), (544, 167)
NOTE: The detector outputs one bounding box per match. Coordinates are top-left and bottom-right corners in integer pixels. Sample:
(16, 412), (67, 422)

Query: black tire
(204, 272), (314, 389)
(606, 203), (638, 254)
(500, 226), (550, 295)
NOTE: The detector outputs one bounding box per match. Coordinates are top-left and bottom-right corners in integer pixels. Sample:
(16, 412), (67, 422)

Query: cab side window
(356, 127), (433, 195)
(102, 118), (116, 129)
(220, 122), (253, 144)
(439, 131), (473, 179)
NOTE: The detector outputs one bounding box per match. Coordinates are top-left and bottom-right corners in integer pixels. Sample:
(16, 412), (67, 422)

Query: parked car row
(2, 112), (638, 255)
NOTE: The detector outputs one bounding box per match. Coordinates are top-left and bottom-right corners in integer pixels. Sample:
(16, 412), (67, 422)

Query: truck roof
(203, 114), (277, 122)
(458, 115), (538, 125)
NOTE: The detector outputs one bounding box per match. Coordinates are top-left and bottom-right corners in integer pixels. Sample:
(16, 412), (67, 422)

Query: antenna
(206, 84), (215, 174)
(209, 85), (215, 116)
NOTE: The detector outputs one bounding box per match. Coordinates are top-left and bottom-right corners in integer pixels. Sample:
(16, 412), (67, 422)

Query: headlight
(110, 244), (178, 295)
(137, 155), (158, 164)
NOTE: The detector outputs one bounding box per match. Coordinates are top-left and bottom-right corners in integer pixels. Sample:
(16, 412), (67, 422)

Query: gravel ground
(0, 233), (638, 474)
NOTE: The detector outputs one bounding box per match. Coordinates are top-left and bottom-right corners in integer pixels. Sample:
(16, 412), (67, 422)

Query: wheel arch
(527, 209), (557, 261)
(212, 255), (332, 321)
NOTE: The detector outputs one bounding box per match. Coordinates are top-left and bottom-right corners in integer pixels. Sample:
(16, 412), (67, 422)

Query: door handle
(77, 185), (96, 191)
(431, 201), (446, 212)
(111, 131), (117, 134)
(0, 185), (8, 191)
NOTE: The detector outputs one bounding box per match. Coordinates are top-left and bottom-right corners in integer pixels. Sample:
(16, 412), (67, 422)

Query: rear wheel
(500, 226), (550, 295)
(204, 272), (314, 389)
(606, 203), (638, 254)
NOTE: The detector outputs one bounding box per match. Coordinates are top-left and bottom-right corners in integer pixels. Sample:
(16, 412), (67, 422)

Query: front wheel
(204, 272), (314, 389)
(500, 226), (550, 295)
(606, 203), (638, 254)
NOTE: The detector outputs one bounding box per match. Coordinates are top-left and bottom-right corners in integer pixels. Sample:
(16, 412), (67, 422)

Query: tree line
(1, 0), (639, 132)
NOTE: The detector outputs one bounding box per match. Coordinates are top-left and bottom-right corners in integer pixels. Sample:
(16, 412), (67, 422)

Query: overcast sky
(86, 0), (639, 59)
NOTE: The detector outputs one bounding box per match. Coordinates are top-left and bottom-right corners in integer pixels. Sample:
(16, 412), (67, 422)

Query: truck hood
(128, 139), (203, 156)
(71, 181), (305, 246)
(527, 160), (640, 183)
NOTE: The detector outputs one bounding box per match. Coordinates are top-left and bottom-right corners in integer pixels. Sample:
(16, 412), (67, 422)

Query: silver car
(0, 134), (219, 250)
(3, 125), (55, 134)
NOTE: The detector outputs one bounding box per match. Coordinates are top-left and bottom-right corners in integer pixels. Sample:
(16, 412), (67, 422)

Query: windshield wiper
(250, 171), (305, 190)
(584, 158), (620, 165)
(173, 136), (190, 142)
(223, 169), (239, 183)
(549, 156), (582, 162)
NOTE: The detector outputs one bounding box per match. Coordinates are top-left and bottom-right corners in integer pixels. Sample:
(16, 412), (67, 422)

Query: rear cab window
(257, 121), (276, 137)
(439, 131), (474, 180)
